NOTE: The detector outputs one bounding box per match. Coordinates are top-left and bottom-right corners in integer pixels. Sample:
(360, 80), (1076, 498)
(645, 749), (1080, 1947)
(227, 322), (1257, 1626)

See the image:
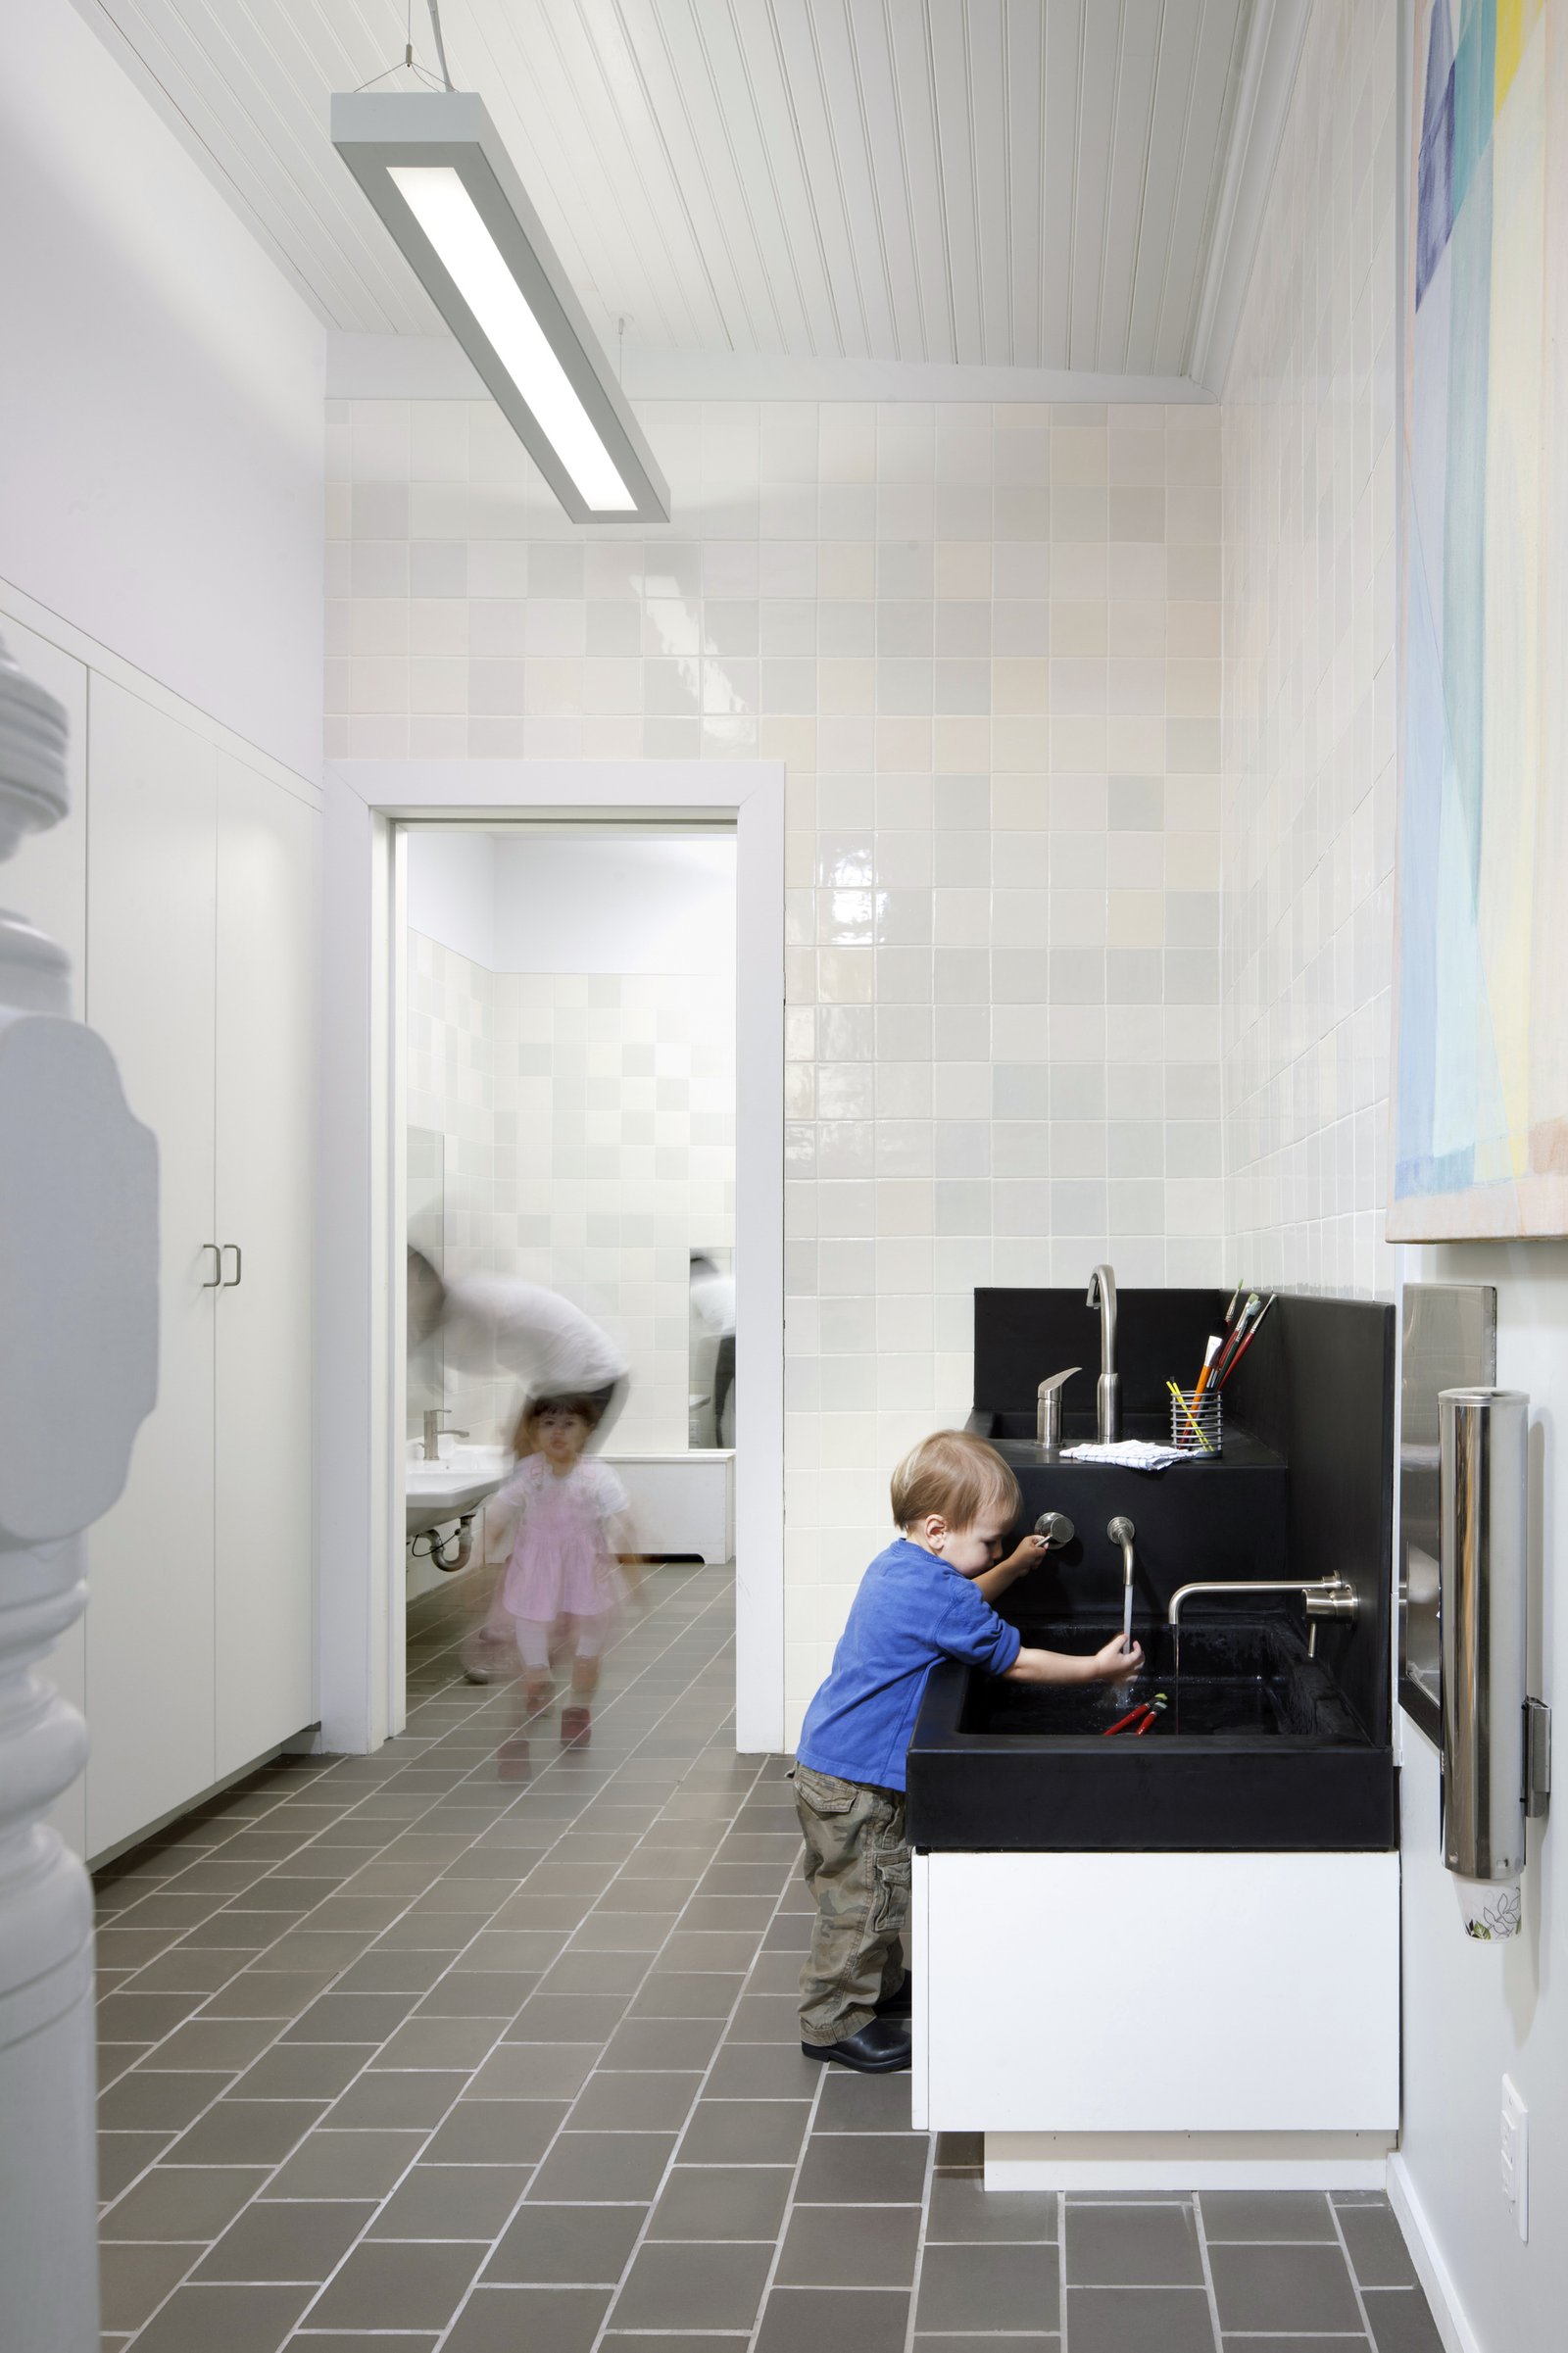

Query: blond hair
(890, 1429), (1020, 1535)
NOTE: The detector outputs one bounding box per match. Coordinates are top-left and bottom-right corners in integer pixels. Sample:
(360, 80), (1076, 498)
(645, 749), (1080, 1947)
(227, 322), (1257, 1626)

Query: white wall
(407, 829), (736, 976)
(1, 0), (325, 781)
(1220, 0), (1398, 1298)
(406, 831), (497, 967)
(332, 394), (1226, 1722)
(1392, 1246), (1568, 2353)
(1222, 6), (1568, 2344)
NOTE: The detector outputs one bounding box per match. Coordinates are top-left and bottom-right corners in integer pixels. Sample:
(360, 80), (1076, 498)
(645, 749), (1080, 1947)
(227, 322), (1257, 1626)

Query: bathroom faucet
(1167, 1574), (1357, 1657)
(422, 1408), (466, 1461)
(1086, 1263), (1119, 1440)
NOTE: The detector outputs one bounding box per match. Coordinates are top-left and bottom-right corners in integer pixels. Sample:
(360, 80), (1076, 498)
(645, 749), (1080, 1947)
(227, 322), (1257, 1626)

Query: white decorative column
(0, 638), (158, 2353)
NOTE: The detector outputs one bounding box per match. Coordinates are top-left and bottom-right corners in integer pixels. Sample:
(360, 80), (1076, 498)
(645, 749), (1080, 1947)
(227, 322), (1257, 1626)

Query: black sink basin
(906, 1613), (1396, 1854)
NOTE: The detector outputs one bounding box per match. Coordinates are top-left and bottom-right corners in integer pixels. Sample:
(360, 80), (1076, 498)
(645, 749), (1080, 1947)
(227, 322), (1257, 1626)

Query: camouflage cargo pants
(793, 1763), (910, 2045)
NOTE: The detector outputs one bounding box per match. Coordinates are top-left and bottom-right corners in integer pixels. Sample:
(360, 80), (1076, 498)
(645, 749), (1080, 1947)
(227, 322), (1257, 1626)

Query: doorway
(399, 820), (739, 1735)
(316, 759), (785, 1763)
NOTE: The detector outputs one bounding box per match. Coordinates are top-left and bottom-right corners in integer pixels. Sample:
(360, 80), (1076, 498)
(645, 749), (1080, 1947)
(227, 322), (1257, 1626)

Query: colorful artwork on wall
(1391, 0), (1568, 1238)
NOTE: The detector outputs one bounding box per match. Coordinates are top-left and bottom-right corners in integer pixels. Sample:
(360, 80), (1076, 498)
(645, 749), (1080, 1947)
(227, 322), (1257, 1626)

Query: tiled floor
(94, 1562), (1442, 2352)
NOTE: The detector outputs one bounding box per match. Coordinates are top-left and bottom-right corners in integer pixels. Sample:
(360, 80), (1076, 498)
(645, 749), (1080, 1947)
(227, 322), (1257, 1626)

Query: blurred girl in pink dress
(497, 1397), (633, 1744)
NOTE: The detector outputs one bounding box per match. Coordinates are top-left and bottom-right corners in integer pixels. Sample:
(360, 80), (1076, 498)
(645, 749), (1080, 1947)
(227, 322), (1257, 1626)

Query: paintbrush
(1193, 1333), (1222, 1398)
(1211, 1291), (1262, 1384)
(1218, 1292), (1275, 1387)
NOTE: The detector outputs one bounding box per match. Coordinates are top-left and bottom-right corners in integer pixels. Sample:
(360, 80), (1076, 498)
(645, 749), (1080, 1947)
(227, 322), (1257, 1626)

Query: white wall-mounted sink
(405, 1446), (509, 1537)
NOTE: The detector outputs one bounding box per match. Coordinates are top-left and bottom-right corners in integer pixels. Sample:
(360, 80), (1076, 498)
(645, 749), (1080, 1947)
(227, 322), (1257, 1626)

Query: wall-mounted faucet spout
(1086, 1263), (1119, 1440)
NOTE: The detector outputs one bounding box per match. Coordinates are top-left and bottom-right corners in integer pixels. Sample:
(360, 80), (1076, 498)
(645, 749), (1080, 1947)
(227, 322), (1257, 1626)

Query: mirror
(689, 1248), (734, 1449)
(408, 1125), (446, 1440)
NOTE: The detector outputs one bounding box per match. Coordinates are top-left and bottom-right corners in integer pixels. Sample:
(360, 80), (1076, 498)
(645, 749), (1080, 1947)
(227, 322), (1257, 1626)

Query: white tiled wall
(1219, 0), (1398, 1297)
(493, 970), (734, 1453)
(408, 939), (734, 1454)
(330, 396), (1226, 1722)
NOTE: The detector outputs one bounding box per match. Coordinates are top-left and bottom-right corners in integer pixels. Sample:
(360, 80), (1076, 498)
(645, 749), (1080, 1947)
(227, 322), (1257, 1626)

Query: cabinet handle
(220, 1244), (243, 1288)
(201, 1244), (222, 1288)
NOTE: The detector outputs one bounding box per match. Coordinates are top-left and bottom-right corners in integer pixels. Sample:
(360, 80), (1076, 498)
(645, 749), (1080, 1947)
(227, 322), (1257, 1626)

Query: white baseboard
(1387, 2153), (1483, 2353)
(985, 2131), (1393, 2191)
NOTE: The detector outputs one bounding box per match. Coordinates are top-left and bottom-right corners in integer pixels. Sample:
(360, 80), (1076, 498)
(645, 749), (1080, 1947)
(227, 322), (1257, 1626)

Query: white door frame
(317, 759), (785, 1759)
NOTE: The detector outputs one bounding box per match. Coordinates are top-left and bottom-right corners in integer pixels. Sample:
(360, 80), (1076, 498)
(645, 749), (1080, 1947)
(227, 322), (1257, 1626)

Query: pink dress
(500, 1455), (628, 1625)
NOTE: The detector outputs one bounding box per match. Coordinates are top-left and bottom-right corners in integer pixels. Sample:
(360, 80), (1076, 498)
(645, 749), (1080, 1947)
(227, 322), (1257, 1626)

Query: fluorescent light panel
(330, 91), (667, 524)
(387, 167), (633, 513)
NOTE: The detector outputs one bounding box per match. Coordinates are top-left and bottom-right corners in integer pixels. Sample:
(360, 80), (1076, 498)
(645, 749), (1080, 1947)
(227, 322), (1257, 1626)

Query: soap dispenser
(1036, 1367), (1079, 1453)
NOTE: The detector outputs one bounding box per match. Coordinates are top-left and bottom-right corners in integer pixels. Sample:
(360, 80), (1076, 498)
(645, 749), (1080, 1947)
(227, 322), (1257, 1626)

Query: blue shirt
(797, 1538), (1023, 1792)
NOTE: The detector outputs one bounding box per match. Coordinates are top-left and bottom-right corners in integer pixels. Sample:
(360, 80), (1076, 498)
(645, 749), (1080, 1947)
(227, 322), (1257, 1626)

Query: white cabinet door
(214, 759), (316, 1773)
(83, 680), (217, 1856)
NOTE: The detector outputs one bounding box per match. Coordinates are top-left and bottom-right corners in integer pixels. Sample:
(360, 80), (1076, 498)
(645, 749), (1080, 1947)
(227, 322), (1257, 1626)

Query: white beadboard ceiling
(79, 0), (1256, 381)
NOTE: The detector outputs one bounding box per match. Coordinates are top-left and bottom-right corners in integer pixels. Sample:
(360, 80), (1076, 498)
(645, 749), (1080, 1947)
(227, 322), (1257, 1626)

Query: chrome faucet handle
(1034, 1512), (1075, 1548)
(1107, 1516), (1136, 1588)
(1036, 1367), (1079, 1447)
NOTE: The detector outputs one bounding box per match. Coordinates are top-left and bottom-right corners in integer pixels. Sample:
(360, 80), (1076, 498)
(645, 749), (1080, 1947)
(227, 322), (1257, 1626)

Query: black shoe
(801, 2018), (911, 2074)
(874, 1974), (911, 2018)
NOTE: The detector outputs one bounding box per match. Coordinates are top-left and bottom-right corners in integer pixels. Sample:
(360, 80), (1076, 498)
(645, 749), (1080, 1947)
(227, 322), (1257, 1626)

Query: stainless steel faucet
(422, 1407), (467, 1461)
(1086, 1263), (1119, 1440)
(1108, 1515), (1136, 1598)
(1166, 1574), (1357, 1657)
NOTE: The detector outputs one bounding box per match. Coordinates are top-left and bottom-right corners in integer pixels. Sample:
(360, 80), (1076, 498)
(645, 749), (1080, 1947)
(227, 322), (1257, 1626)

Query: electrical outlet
(1501, 2076), (1528, 2241)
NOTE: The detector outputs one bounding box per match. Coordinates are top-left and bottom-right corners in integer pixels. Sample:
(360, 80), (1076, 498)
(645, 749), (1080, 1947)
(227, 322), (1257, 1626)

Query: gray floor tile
(367, 2163), (531, 2239)
(613, 2238), (775, 2330)
(813, 2069), (916, 2132)
(1067, 2199), (1203, 2285)
(140, 2018), (279, 2073)
(101, 2164), (266, 2243)
(97, 2132), (177, 2199)
(98, 2072), (229, 2133)
(280, 1990), (421, 2043)
(1223, 2340), (1375, 2352)
(484, 2199), (645, 2283)
(778, 2201), (922, 2286)
(630, 1970), (745, 2020)
(192, 2198), (374, 2281)
(926, 2176), (1057, 2242)
(98, 2240), (199, 2333)
(1200, 2189), (1337, 2241)
(307, 2238), (485, 2330)
(420, 2098), (566, 2165)
(1339, 2202), (1418, 2286)
(679, 2096), (812, 2167)
(1066, 2286), (1216, 2353)
(442, 2284), (611, 2353)
(324, 2069), (465, 2129)
(755, 2285), (911, 2353)
(918, 2240), (1060, 2333)
(602, 2015), (725, 2070)
(912, 2339), (1056, 2351)
(1208, 2243), (1364, 2333)
(171, 2099), (324, 2167)
(567, 2068), (703, 2131)
(1364, 2287), (1446, 2353)
(529, 2131), (678, 2201)
(237, 2042), (371, 2101)
(372, 2015), (504, 2070)
(126, 2280), (312, 2352)
(465, 2039), (599, 2100)
(707, 2041), (823, 2098)
(413, 1970), (524, 2016)
(648, 2164), (794, 2241)
(264, 2129), (427, 2200)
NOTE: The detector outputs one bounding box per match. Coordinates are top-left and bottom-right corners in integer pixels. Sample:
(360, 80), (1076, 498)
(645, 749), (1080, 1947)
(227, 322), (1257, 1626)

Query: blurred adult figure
(408, 1251), (629, 1451)
(689, 1251), (735, 1447)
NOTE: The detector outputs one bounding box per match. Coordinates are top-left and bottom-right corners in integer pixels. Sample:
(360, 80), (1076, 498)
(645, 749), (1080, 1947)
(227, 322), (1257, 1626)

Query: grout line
(111, 1564), (738, 2347)
(740, 2039), (830, 2353)
(900, 2106), (939, 2352)
(1058, 2186), (1069, 2353)
(1324, 2187), (1381, 2346)
(1191, 2188), (1226, 2353)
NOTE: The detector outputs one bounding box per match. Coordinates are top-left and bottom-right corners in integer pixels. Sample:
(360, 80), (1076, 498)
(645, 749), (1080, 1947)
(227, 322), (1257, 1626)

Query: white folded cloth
(1059, 1440), (1194, 1473)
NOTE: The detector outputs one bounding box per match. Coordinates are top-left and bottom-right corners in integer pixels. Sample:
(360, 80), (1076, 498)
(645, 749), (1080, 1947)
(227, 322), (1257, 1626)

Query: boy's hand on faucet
(1089, 1631), (1144, 1681)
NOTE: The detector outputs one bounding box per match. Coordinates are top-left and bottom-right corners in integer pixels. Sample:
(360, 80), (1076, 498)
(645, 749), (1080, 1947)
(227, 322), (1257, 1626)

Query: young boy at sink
(793, 1429), (1140, 2074)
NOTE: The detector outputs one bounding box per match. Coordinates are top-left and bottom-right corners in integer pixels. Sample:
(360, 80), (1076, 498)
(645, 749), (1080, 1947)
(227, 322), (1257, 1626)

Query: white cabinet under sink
(79, 679), (317, 1858)
(911, 1847), (1400, 2186)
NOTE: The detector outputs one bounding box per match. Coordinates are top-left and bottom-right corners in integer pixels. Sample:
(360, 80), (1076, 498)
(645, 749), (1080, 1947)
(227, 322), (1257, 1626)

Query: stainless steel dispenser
(1439, 1388), (1530, 1883)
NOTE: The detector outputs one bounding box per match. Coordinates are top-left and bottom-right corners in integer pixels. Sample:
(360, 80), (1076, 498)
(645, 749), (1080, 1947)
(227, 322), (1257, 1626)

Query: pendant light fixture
(332, 30), (668, 525)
